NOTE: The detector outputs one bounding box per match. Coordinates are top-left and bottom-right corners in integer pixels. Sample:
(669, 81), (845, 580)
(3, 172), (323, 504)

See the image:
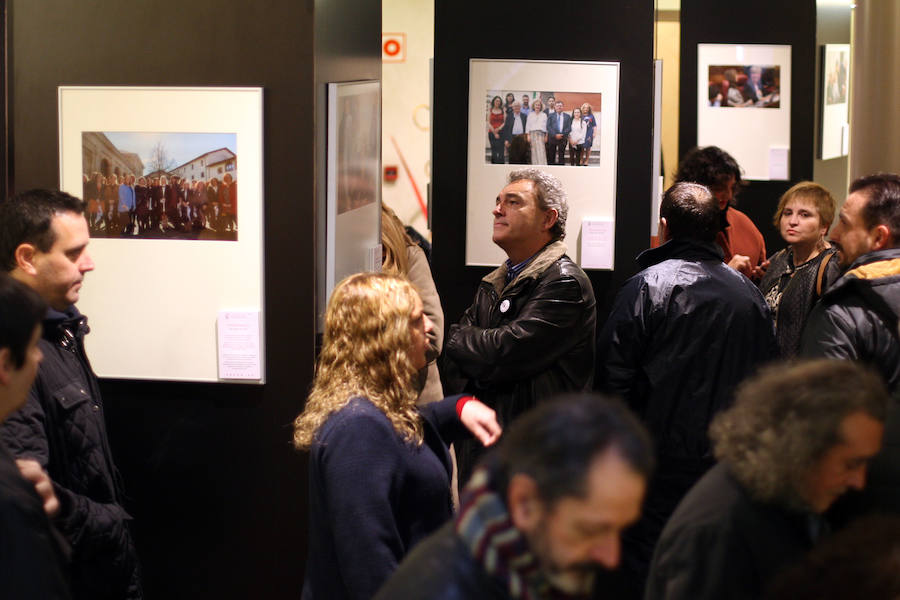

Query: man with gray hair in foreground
(645, 359), (888, 600)
(443, 168), (596, 489)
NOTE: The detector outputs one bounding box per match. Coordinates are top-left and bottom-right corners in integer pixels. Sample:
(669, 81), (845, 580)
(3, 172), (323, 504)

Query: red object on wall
(382, 33), (406, 62)
(384, 165), (398, 182)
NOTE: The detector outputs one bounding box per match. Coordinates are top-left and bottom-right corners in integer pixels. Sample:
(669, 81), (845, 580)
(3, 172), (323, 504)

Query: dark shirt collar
(637, 238), (724, 270)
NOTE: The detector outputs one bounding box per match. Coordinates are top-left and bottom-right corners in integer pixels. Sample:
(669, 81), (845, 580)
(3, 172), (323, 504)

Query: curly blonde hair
(293, 272), (424, 450)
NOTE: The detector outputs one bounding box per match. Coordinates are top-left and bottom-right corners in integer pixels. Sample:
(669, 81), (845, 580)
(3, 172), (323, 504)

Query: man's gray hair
(507, 168), (568, 240)
(710, 360), (888, 512)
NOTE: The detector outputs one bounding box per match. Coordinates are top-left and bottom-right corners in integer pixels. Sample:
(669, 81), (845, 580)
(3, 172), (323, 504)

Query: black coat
(645, 463), (816, 600)
(596, 239), (776, 588)
(0, 308), (141, 600)
(801, 247), (900, 519)
(443, 241), (596, 486)
(0, 442), (71, 599)
(374, 522), (509, 600)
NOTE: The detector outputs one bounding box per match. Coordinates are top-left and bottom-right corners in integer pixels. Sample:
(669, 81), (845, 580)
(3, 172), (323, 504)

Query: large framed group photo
(466, 59), (620, 269)
(59, 86), (265, 383)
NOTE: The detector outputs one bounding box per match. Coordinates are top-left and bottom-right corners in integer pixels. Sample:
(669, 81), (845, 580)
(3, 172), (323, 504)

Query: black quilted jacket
(1, 307), (142, 600)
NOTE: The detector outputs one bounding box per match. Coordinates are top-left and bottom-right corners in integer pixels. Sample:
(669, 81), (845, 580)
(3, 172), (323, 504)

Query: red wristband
(456, 395), (476, 418)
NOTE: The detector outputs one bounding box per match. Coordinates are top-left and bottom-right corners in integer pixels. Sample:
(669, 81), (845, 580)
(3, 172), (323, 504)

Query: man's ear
(0, 348), (12, 386)
(543, 208), (559, 233)
(872, 224), (892, 251)
(658, 217), (669, 243)
(13, 243), (38, 276)
(507, 473), (543, 533)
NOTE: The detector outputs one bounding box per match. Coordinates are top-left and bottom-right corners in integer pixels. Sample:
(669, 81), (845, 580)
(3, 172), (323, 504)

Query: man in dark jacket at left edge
(0, 189), (142, 600)
(443, 168), (596, 491)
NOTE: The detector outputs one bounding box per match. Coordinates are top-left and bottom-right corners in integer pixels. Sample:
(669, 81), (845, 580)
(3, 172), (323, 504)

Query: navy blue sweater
(301, 394), (467, 600)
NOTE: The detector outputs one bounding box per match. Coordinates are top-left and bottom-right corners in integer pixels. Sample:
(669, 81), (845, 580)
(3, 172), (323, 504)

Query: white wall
(382, 0), (434, 237)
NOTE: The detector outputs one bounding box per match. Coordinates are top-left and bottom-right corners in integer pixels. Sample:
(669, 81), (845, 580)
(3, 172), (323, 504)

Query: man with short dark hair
(0, 189), (142, 599)
(646, 360), (887, 599)
(800, 172), (900, 518)
(0, 273), (71, 599)
(801, 173), (900, 389)
(375, 394), (654, 599)
(596, 181), (775, 595)
(674, 146), (767, 278)
(444, 168), (596, 489)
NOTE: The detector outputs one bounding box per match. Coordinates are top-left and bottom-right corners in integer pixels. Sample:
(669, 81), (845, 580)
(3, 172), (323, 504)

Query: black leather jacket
(801, 247), (900, 390)
(444, 241), (596, 482)
(0, 307), (141, 600)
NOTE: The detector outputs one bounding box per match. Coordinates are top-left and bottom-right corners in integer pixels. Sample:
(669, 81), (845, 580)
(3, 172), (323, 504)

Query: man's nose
(590, 538), (620, 569)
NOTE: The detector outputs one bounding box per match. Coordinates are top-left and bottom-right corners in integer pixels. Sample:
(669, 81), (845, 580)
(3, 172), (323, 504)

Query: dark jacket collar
(43, 306), (89, 343)
(826, 247), (900, 296)
(637, 238), (724, 270)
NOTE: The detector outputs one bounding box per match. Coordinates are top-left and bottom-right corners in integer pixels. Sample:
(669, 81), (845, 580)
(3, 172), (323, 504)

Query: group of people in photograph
(488, 93), (598, 166)
(81, 171), (237, 239)
(708, 64), (781, 108)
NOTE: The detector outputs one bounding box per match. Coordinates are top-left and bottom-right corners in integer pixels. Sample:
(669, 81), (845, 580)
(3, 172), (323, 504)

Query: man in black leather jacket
(596, 182), (776, 597)
(0, 190), (142, 600)
(801, 172), (900, 518)
(444, 168), (596, 489)
(375, 395), (654, 600)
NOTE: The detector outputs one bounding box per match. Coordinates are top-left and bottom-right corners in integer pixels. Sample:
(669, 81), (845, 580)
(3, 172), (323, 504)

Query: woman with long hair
(295, 272), (500, 599)
(568, 107), (586, 166)
(758, 182), (841, 356)
(581, 102), (597, 166)
(525, 97), (548, 165)
(487, 95), (506, 164)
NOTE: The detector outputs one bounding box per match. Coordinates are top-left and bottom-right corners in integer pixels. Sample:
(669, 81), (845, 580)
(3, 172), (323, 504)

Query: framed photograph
(467, 59), (620, 268)
(697, 44), (792, 180)
(59, 86), (264, 383)
(819, 44), (850, 160)
(325, 80), (381, 302)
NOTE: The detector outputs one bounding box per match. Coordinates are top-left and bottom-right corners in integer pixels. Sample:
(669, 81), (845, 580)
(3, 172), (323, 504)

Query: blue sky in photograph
(101, 132), (236, 175)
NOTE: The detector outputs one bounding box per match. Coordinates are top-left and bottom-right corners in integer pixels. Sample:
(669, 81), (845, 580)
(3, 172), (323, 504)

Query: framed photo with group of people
(58, 86), (265, 383)
(466, 59), (620, 268)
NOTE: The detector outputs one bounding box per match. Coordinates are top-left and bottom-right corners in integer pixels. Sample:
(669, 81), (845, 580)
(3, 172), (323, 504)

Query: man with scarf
(375, 394), (653, 600)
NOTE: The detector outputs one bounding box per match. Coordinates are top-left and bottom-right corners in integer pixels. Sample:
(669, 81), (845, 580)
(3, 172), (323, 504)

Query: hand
(750, 259), (770, 280)
(460, 400), (502, 447)
(727, 254), (752, 276)
(555, 134), (563, 140)
(16, 459), (60, 518)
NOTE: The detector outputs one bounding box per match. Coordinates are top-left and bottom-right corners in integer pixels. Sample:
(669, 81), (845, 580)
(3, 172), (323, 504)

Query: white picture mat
(58, 86), (265, 383)
(820, 44), (850, 160)
(325, 81), (381, 301)
(466, 59), (620, 268)
(697, 44), (792, 180)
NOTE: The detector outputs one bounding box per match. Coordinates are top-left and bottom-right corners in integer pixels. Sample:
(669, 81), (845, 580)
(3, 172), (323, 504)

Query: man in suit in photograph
(501, 101), (528, 162)
(546, 101), (572, 165)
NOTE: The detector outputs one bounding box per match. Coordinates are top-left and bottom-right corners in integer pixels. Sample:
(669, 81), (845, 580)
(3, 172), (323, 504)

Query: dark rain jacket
(443, 240), (596, 485)
(0, 307), (141, 600)
(596, 239), (776, 585)
(801, 247), (900, 518)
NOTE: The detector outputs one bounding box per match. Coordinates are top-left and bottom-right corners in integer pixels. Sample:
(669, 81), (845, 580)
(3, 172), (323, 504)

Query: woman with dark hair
(103, 175), (120, 235)
(295, 272), (500, 600)
(504, 92), (515, 113)
(134, 176), (150, 235)
(758, 182), (841, 357)
(487, 95), (506, 164)
(568, 107), (586, 166)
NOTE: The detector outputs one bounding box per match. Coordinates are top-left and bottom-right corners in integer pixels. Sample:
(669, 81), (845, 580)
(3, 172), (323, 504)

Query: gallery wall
(5, 0), (379, 597)
(431, 1), (655, 328)
(679, 0), (817, 255)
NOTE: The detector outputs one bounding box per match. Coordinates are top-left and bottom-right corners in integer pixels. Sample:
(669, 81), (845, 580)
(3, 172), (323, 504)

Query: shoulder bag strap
(816, 251), (835, 297)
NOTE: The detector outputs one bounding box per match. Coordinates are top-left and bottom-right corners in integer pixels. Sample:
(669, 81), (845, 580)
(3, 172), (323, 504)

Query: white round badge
(499, 299), (511, 313)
